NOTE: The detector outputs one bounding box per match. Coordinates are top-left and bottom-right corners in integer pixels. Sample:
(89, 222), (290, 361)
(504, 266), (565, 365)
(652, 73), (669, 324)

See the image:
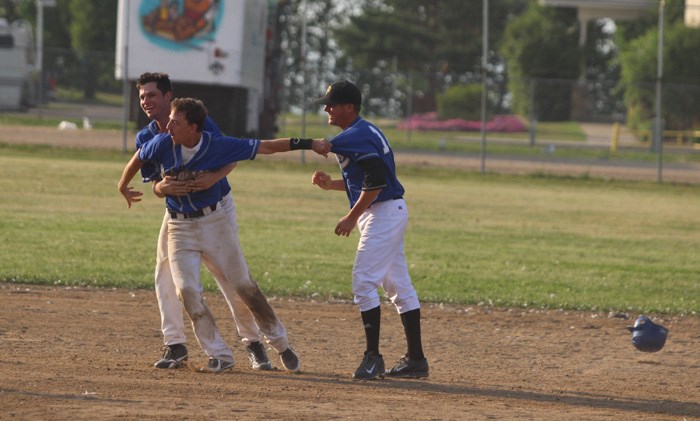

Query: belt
(368, 196), (403, 210)
(169, 203), (217, 219)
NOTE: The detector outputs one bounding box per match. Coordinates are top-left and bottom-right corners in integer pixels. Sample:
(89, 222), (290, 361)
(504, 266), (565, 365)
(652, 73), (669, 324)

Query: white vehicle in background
(0, 17), (36, 110)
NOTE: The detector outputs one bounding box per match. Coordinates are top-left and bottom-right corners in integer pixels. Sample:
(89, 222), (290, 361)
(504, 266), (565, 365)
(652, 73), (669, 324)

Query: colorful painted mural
(139, 0), (223, 49)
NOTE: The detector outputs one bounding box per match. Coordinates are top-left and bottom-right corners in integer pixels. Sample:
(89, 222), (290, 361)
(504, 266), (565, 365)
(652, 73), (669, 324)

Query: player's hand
(312, 139), (331, 157)
(334, 214), (357, 237)
(187, 166), (236, 192)
(157, 176), (190, 196)
(118, 185), (143, 208)
(311, 171), (333, 190)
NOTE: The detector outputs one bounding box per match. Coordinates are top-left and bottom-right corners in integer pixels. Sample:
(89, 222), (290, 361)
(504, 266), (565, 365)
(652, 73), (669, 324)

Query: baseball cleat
(246, 341), (273, 370)
(154, 343), (188, 369)
(352, 350), (385, 380)
(198, 357), (235, 373)
(279, 347), (300, 372)
(385, 355), (429, 379)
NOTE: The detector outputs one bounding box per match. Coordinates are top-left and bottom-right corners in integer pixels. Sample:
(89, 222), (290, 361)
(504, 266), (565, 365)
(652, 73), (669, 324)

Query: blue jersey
(138, 131), (260, 213)
(330, 117), (404, 208)
(135, 116), (222, 182)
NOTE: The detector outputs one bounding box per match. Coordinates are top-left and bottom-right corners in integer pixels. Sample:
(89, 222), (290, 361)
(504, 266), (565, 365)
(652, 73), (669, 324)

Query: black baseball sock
(400, 308), (425, 361)
(360, 306), (381, 355)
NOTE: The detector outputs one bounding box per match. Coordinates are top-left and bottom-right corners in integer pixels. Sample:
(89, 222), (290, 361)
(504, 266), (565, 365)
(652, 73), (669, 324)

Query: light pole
(121, 0), (131, 154)
(35, 0), (56, 115)
(300, 0), (308, 164)
(479, 0), (489, 175)
(654, 0), (665, 183)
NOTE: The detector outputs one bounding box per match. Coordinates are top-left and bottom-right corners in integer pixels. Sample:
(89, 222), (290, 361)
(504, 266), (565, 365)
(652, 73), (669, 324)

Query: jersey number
(369, 126), (390, 154)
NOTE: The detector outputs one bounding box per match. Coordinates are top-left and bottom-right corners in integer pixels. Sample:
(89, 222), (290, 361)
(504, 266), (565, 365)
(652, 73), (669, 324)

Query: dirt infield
(1, 283), (698, 420)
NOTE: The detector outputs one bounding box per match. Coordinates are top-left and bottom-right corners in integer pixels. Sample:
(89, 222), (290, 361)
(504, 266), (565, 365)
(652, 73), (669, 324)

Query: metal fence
(2, 46), (699, 184)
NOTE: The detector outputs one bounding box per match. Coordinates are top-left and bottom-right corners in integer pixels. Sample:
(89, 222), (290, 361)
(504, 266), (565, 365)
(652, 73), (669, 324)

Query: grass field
(0, 144), (698, 314)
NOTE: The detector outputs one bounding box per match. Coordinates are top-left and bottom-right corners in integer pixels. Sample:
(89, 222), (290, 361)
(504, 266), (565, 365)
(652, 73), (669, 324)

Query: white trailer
(0, 18), (36, 110)
(115, 0), (268, 136)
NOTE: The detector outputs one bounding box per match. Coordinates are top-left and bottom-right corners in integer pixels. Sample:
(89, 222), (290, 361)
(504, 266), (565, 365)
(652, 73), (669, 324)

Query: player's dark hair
(171, 97), (207, 132)
(136, 72), (173, 95)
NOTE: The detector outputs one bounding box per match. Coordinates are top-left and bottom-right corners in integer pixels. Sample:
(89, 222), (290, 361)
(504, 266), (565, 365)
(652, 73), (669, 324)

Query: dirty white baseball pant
(154, 215), (186, 346)
(352, 198), (420, 314)
(167, 199), (290, 360)
(155, 193), (262, 347)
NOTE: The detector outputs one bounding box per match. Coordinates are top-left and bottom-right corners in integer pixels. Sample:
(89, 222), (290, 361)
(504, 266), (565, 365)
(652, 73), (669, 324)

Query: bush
(437, 84), (488, 121)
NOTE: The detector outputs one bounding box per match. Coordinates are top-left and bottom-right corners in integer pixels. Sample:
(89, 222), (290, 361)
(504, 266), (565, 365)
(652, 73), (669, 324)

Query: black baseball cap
(313, 80), (362, 108)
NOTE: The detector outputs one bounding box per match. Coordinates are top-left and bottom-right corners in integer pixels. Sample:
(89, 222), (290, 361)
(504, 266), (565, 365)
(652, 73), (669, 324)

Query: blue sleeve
(138, 133), (168, 165)
(136, 123), (159, 181)
(203, 135), (260, 168)
(191, 135), (260, 170)
(135, 132), (147, 150)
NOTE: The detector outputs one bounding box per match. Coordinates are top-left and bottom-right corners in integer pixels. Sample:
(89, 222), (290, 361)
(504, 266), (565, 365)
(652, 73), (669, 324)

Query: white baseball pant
(155, 193), (262, 347)
(352, 198), (420, 314)
(167, 196), (290, 360)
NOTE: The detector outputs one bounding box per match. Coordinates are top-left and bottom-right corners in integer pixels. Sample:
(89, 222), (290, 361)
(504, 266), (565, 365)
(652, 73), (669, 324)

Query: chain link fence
(2, 46), (699, 184)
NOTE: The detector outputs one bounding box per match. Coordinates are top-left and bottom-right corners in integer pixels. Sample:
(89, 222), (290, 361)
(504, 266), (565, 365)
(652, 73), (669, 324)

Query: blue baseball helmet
(627, 315), (669, 352)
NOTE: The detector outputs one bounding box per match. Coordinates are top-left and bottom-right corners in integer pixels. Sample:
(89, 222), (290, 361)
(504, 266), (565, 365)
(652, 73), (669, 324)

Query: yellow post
(610, 122), (620, 154)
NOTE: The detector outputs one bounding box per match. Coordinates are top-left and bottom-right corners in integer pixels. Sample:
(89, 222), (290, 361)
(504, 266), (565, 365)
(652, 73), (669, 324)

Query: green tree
(69, 0), (117, 99)
(0, 0), (19, 21)
(333, 0), (528, 115)
(500, 3), (580, 121)
(9, 1), (72, 50)
(614, 0), (696, 131)
(335, 0), (526, 75)
(619, 21), (700, 131)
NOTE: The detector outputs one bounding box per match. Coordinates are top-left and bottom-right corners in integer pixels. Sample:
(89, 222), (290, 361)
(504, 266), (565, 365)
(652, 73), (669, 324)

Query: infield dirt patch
(0, 283), (698, 420)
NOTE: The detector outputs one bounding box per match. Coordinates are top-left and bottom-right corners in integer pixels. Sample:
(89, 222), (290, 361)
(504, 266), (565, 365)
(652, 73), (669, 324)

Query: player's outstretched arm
(117, 151), (145, 208)
(257, 138), (330, 157)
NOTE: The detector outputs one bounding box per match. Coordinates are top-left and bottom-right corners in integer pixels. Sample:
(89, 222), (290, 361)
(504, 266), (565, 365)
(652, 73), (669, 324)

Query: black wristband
(290, 138), (313, 150)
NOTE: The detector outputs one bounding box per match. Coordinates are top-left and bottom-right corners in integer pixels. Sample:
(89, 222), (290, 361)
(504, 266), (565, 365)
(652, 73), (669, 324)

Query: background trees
(618, 0), (700, 131)
(68, 0), (118, 99)
(332, 0), (527, 115)
(499, 4), (580, 121)
(2, 0), (698, 132)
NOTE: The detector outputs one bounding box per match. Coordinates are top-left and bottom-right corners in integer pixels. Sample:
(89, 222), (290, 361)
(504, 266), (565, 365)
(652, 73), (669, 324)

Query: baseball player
(310, 80), (428, 380)
(118, 72), (272, 371)
(121, 97), (330, 373)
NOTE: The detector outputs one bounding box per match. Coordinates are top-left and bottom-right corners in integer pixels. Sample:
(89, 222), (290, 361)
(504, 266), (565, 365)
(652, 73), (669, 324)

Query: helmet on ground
(626, 315), (668, 352)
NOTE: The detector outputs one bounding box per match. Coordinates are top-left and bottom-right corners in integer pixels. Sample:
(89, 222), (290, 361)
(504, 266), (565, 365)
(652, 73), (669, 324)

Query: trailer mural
(139, 0), (223, 48)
